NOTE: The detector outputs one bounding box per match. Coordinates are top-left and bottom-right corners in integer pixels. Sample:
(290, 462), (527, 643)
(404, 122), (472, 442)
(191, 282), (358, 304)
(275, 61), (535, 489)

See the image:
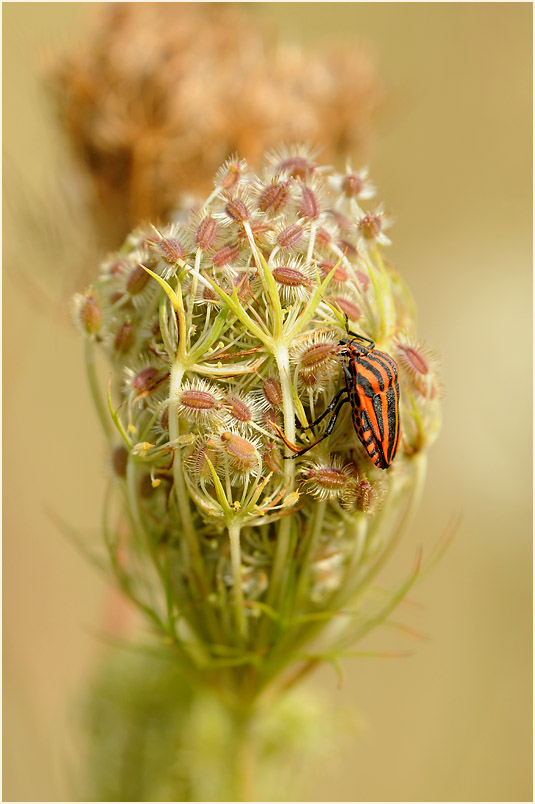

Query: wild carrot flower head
(75, 147), (441, 697)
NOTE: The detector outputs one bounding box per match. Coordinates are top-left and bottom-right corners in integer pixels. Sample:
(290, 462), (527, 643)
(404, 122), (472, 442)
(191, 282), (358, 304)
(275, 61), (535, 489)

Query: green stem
(230, 707), (257, 803)
(84, 336), (113, 442)
(228, 520), (248, 642)
(266, 344), (296, 607)
(293, 499), (327, 611)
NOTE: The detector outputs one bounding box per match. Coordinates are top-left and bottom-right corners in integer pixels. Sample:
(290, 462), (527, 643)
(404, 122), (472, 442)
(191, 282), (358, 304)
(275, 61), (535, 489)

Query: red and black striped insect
(280, 321), (401, 468)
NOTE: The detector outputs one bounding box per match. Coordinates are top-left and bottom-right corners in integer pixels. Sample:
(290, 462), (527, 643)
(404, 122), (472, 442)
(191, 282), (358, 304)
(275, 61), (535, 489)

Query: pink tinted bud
(220, 432), (259, 472)
(220, 161), (243, 191)
(300, 185), (320, 220)
(320, 259), (348, 283)
(276, 156), (315, 179)
(262, 377), (282, 408)
(337, 239), (358, 257)
(258, 181), (290, 213)
(212, 243), (241, 267)
(277, 224), (304, 249)
(225, 394), (253, 424)
(315, 227), (333, 248)
(156, 237), (185, 264)
(301, 459), (352, 500)
(108, 259), (129, 276)
(404, 346), (428, 374)
(353, 477), (385, 514)
(272, 265), (310, 288)
(342, 173), (363, 198)
(131, 367), (167, 395)
(180, 389), (220, 411)
(185, 437), (221, 481)
(358, 213), (382, 240)
(195, 216), (218, 250)
(225, 197), (250, 222)
(298, 341), (338, 372)
(78, 292), (102, 334)
(114, 320), (135, 353)
(332, 296), (361, 321)
(126, 264), (151, 295)
(177, 381), (223, 423)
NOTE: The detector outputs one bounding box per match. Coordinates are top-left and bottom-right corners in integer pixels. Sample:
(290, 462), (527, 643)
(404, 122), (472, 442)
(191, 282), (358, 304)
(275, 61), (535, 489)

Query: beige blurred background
(3, 3), (532, 802)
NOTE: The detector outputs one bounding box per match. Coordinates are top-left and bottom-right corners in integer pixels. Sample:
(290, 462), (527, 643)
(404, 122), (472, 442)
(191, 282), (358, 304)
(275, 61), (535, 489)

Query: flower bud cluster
(76, 146), (440, 685)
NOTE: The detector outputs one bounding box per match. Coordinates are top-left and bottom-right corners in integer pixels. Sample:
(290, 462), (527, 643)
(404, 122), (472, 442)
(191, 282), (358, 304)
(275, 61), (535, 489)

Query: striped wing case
(344, 342), (401, 469)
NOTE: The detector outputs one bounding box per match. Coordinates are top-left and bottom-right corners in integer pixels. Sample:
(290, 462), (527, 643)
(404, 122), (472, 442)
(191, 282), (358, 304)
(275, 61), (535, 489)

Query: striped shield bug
(277, 319), (401, 469)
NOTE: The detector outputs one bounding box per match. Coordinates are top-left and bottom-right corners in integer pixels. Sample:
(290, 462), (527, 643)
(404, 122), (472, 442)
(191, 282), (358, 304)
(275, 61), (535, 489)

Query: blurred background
(3, 3), (532, 801)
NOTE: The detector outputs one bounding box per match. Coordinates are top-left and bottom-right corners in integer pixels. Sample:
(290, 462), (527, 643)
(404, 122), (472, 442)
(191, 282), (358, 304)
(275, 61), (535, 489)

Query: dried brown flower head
(49, 3), (382, 247)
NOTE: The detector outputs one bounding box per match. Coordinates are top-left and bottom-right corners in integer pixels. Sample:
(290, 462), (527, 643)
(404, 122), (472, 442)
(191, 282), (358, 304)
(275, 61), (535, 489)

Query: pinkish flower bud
(220, 432), (260, 474)
(224, 394), (254, 426)
(176, 380), (223, 423)
(212, 243), (241, 267)
(225, 197), (250, 222)
(195, 216), (218, 250)
(337, 238), (358, 257)
(292, 332), (340, 390)
(258, 181), (290, 214)
(77, 291), (102, 334)
(277, 223), (304, 249)
(219, 160), (244, 191)
(126, 264), (151, 295)
(300, 459), (352, 500)
(320, 259), (348, 283)
(185, 437), (221, 481)
(331, 296), (361, 321)
(131, 367), (168, 396)
(355, 269), (370, 290)
(315, 226), (333, 248)
(155, 237), (185, 264)
(114, 320), (135, 353)
(300, 185), (320, 220)
(342, 173), (363, 197)
(276, 155), (315, 180)
(262, 377), (282, 409)
(272, 265), (311, 289)
(342, 476), (385, 514)
(358, 212), (382, 240)
(160, 406), (169, 432)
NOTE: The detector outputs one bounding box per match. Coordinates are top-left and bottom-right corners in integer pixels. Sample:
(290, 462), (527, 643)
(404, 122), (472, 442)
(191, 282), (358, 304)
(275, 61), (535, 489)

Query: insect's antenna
(342, 313), (375, 348)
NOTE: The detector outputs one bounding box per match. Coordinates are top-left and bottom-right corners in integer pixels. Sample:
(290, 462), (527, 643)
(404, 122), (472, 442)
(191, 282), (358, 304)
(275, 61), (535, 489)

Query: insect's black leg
(284, 397), (349, 460)
(300, 387), (348, 431)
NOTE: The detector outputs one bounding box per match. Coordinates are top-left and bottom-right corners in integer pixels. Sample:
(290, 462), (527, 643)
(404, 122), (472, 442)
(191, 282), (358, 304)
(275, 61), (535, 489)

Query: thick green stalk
(266, 343), (296, 608)
(228, 520), (248, 642)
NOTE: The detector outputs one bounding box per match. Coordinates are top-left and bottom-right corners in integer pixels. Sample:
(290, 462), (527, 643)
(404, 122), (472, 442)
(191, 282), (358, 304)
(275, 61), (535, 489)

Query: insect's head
(338, 335), (373, 355)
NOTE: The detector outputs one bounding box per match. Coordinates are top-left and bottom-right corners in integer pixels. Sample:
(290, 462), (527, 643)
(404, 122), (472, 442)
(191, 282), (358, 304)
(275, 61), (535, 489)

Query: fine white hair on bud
(175, 379), (225, 425)
(299, 457), (353, 500)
